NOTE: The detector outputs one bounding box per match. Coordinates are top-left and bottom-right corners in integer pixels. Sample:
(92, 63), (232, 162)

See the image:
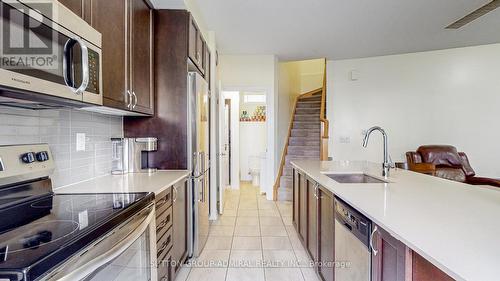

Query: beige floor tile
(265, 268), (305, 281)
(229, 250), (263, 268)
(239, 204), (258, 210)
(259, 216), (284, 226)
(186, 267), (227, 281)
(282, 216), (293, 226)
(195, 250), (230, 267)
(262, 250), (298, 268)
(300, 267), (321, 281)
(236, 216), (259, 226)
(234, 224), (261, 236)
(209, 225), (234, 236)
(262, 236), (292, 250)
(205, 236), (233, 250)
(174, 266), (191, 281)
(258, 209), (280, 217)
(211, 215), (236, 226)
(294, 248), (314, 267)
(238, 209), (259, 217)
(261, 225), (288, 237)
(232, 236), (262, 250)
(226, 268), (265, 281)
(222, 209), (237, 216)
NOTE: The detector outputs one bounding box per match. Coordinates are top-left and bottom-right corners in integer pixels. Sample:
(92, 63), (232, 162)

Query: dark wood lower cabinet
(307, 178), (318, 262)
(172, 179), (188, 278)
(412, 252), (455, 281)
(293, 168), (299, 228)
(155, 177), (188, 281)
(371, 223), (408, 281)
(298, 172), (308, 243)
(318, 187), (334, 281)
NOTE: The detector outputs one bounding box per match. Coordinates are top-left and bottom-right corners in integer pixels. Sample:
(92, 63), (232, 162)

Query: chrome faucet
(362, 126), (392, 177)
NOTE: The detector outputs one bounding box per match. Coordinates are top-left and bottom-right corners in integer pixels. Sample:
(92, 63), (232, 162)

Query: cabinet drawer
(156, 187), (172, 215)
(156, 206), (173, 241)
(157, 227), (173, 257)
(158, 249), (172, 281)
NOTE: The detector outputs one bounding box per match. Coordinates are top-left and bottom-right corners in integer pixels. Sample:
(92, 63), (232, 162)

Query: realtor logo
(0, 0), (58, 69)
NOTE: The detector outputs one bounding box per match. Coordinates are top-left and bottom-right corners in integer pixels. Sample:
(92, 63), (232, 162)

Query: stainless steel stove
(0, 144), (156, 281)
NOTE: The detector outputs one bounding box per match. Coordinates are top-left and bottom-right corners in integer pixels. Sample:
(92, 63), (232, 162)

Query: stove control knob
(21, 152), (35, 164)
(36, 151), (49, 162)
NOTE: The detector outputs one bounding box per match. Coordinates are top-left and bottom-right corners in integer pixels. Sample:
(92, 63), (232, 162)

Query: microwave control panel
(87, 49), (100, 95)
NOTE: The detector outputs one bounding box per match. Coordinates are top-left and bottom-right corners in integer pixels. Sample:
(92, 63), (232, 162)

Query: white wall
(218, 55), (277, 198)
(327, 43), (500, 177)
(240, 122), (267, 181)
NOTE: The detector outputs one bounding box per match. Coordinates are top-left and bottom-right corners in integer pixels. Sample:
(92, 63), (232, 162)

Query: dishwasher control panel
(335, 198), (371, 248)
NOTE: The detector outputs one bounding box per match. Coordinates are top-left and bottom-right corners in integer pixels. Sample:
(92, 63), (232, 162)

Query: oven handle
(57, 206), (155, 281)
(62, 37), (89, 95)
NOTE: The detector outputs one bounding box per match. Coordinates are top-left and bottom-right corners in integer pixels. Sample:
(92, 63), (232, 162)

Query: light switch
(339, 136), (351, 144)
(76, 133), (86, 151)
(350, 70), (360, 81)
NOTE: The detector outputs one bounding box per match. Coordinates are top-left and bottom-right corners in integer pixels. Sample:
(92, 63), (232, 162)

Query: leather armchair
(406, 145), (500, 188)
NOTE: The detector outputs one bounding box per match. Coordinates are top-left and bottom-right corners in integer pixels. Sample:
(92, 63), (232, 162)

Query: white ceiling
(176, 0), (500, 61)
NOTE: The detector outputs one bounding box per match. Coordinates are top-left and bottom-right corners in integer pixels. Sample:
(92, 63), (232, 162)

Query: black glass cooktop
(0, 191), (154, 281)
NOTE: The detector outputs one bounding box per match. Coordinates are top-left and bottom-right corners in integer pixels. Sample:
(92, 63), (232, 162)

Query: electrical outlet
(339, 136), (351, 144)
(76, 133), (86, 151)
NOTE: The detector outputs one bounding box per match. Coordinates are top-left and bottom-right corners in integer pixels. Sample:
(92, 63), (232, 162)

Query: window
(243, 93), (266, 103)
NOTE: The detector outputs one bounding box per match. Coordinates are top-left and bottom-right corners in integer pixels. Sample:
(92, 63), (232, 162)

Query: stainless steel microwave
(0, 0), (102, 108)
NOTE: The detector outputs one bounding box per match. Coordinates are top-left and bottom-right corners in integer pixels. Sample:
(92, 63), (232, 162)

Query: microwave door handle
(55, 208), (155, 281)
(73, 37), (89, 94)
(62, 39), (74, 89)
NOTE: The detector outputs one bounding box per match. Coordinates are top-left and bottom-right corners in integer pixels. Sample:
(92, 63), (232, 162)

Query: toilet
(250, 168), (260, 186)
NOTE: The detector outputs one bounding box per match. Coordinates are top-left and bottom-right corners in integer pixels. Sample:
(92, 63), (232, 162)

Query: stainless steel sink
(325, 173), (388, 184)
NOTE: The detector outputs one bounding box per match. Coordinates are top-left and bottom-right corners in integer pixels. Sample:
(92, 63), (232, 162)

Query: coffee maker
(111, 137), (158, 174)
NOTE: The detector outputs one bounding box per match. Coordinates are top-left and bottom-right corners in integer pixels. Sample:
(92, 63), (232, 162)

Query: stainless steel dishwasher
(334, 198), (372, 281)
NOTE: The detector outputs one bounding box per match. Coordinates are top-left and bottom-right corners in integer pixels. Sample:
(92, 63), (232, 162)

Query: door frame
(220, 90), (240, 190)
(220, 86), (276, 199)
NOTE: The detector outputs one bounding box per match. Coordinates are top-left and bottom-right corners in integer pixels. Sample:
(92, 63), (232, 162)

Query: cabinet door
(412, 252), (454, 281)
(130, 0), (154, 115)
(372, 224), (408, 281)
(188, 17), (199, 66)
(307, 178), (318, 263)
(205, 47), (211, 88)
(90, 0), (129, 110)
(292, 169), (299, 229)
(59, 0), (83, 18)
(172, 179), (188, 275)
(318, 187), (334, 281)
(196, 34), (204, 71)
(298, 172), (308, 243)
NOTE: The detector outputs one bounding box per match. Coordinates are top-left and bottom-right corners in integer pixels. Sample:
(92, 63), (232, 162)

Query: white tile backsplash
(0, 106), (123, 188)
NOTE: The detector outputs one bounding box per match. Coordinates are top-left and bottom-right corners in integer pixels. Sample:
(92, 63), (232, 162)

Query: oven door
(43, 204), (157, 281)
(0, 0), (102, 106)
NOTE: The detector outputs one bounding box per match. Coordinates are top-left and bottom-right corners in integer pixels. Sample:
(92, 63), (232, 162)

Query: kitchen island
(291, 160), (500, 281)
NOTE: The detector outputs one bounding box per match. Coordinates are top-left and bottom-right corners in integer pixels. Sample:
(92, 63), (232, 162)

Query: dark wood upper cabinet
(62, 0), (154, 115)
(187, 15), (206, 75)
(372, 224), (408, 281)
(318, 187), (334, 281)
(307, 178), (318, 263)
(130, 0), (154, 115)
(89, 0), (128, 110)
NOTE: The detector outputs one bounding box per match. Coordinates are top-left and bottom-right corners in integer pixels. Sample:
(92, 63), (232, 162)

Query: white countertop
(54, 170), (191, 195)
(291, 160), (500, 281)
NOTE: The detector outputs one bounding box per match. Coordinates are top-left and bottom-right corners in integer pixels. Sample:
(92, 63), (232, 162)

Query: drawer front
(156, 187), (172, 216)
(158, 249), (172, 281)
(156, 206), (173, 241)
(157, 227), (173, 258)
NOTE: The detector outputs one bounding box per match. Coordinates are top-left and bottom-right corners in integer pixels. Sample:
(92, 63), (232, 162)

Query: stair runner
(277, 94), (322, 201)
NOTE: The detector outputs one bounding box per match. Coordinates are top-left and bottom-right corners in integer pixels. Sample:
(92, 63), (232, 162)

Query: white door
(218, 99), (231, 214)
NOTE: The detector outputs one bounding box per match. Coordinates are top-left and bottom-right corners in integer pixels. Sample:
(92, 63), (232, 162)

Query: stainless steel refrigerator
(187, 72), (210, 257)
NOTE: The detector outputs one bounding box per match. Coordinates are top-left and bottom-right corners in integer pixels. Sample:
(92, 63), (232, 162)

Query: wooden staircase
(274, 62), (329, 201)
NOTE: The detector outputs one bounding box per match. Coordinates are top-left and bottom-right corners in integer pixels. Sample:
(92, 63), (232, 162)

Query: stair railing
(320, 61), (329, 161)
